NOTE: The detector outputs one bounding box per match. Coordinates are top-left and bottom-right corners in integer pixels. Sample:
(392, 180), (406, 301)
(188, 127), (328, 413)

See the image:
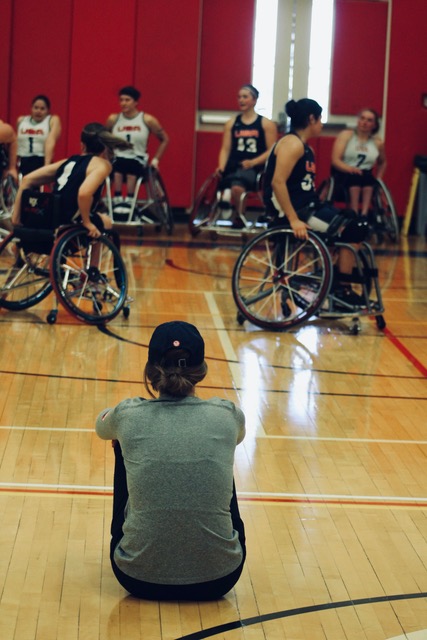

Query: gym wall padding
(330, 0), (388, 116)
(199, 0), (255, 111)
(1, 0), (427, 214)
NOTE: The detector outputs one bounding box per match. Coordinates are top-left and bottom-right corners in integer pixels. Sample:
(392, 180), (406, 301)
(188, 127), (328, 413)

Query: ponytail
(81, 122), (132, 154)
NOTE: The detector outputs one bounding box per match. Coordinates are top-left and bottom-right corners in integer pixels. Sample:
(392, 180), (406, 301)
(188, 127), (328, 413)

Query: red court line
(383, 327), (427, 377)
(1, 487), (427, 508)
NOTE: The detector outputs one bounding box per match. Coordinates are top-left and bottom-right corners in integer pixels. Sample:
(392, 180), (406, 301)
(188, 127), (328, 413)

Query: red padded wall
(8, 0), (73, 160)
(0, 0), (12, 119)
(199, 0), (256, 111)
(68, 0), (137, 157)
(134, 0), (201, 207)
(385, 0), (427, 215)
(330, 0), (387, 116)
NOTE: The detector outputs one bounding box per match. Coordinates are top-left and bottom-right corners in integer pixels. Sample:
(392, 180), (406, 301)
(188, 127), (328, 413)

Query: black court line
(1, 367), (425, 400)
(97, 324), (426, 381)
(119, 234), (427, 259)
(174, 591), (427, 639)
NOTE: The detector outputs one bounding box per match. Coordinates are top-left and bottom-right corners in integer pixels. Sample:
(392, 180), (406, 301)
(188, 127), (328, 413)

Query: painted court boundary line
(2, 426), (427, 445)
(174, 592), (427, 639)
(0, 483), (426, 508)
(384, 327), (427, 377)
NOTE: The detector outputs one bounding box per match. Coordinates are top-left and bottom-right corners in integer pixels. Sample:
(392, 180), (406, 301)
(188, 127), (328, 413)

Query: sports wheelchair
(317, 171), (399, 244)
(0, 190), (130, 325)
(188, 172), (266, 237)
(232, 224), (385, 334)
(0, 146), (17, 240)
(103, 165), (173, 235)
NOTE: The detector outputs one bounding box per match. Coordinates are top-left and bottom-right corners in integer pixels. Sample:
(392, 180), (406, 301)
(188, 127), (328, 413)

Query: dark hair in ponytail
(81, 122), (132, 154)
(143, 349), (208, 398)
(285, 98), (322, 130)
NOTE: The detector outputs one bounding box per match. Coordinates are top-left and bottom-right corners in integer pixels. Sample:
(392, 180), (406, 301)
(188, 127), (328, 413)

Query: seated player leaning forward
(12, 123), (131, 239)
(96, 321), (246, 601)
(263, 98), (369, 307)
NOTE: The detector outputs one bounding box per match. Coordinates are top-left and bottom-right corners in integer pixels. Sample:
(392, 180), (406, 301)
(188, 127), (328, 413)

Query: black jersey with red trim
(53, 154), (102, 222)
(264, 132), (318, 214)
(225, 114), (266, 174)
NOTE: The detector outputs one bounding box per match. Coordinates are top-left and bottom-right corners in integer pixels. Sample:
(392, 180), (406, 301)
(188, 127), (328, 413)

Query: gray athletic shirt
(96, 394), (245, 584)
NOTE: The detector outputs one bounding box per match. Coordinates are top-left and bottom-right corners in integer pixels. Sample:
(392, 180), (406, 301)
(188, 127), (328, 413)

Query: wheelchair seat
(0, 189), (131, 324)
(317, 169), (399, 243)
(188, 170), (266, 237)
(103, 166), (173, 235)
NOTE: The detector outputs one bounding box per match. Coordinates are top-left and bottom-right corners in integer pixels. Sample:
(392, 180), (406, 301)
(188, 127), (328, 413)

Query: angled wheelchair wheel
(150, 169), (174, 235)
(49, 227), (128, 324)
(188, 173), (220, 236)
(232, 227), (333, 331)
(0, 232), (52, 310)
(316, 176), (335, 204)
(0, 175), (17, 219)
(372, 179), (399, 243)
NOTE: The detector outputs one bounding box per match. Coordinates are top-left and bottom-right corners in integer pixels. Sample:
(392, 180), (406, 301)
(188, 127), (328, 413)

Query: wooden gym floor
(0, 222), (426, 640)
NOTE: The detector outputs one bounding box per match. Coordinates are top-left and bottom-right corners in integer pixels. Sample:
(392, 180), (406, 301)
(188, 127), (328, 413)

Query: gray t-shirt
(96, 394), (245, 584)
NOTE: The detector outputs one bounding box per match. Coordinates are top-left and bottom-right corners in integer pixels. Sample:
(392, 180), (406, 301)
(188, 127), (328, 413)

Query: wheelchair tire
(49, 227), (128, 325)
(232, 227), (333, 331)
(188, 174), (220, 236)
(0, 175), (17, 219)
(372, 179), (399, 243)
(0, 232), (52, 310)
(150, 169), (174, 235)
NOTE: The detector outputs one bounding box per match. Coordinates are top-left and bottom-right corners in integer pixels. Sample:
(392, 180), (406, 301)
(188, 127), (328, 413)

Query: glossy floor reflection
(0, 223), (426, 639)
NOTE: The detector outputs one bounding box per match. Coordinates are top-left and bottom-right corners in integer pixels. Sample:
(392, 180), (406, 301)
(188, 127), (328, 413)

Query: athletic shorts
(221, 167), (259, 191)
(112, 156), (147, 178)
(19, 156), (44, 176)
(336, 169), (376, 189)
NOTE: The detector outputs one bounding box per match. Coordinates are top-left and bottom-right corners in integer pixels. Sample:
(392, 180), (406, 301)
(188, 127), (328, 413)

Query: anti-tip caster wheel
(46, 310), (58, 325)
(122, 305), (130, 319)
(350, 317), (361, 335)
(237, 311), (246, 326)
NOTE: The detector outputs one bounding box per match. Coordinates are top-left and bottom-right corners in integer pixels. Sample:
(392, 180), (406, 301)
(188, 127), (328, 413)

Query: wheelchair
(232, 225), (385, 334)
(0, 190), (130, 325)
(317, 171), (399, 244)
(0, 146), (17, 237)
(103, 165), (174, 235)
(188, 172), (267, 237)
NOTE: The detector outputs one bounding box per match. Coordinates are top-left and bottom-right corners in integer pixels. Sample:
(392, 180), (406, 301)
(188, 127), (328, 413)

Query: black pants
(109, 442), (246, 600)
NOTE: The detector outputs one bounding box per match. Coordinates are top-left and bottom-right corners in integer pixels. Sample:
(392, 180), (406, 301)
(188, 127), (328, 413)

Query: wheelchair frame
(188, 172), (267, 237)
(317, 173), (399, 244)
(232, 226), (385, 334)
(0, 191), (130, 325)
(103, 165), (174, 235)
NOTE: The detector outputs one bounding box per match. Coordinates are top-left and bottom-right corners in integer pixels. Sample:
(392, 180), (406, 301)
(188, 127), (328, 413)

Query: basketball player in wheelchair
(2, 123), (132, 324)
(263, 98), (371, 310)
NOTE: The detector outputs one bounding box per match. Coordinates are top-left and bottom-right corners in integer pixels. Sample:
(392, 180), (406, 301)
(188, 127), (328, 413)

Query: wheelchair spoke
(50, 229), (129, 324)
(232, 228), (333, 330)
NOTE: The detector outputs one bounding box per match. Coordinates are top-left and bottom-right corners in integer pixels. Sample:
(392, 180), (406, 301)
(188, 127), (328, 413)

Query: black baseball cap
(148, 321), (205, 367)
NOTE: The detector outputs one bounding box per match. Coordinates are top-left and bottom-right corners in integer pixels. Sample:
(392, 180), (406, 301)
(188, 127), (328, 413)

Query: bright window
(252, 0), (278, 119)
(253, 0), (335, 121)
(307, 0), (334, 121)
